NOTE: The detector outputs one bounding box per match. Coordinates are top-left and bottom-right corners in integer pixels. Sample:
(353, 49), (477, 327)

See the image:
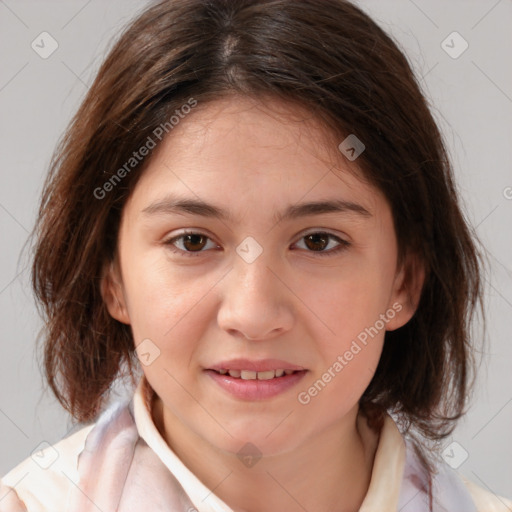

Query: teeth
(219, 369), (294, 380)
(257, 370), (275, 380)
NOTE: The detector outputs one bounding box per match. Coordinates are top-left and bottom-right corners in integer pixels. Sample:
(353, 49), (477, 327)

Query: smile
(215, 369), (297, 380)
(204, 368), (308, 402)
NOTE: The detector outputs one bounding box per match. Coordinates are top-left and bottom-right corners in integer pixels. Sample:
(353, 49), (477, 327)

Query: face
(103, 96), (422, 457)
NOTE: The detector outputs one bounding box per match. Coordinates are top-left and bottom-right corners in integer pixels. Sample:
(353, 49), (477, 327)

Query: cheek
(298, 295), (386, 416)
(297, 261), (392, 407)
(306, 266), (393, 350)
(297, 341), (384, 420)
(121, 250), (210, 347)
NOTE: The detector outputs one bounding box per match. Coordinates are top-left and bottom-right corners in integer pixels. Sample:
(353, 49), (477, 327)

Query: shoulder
(0, 424), (94, 512)
(460, 475), (512, 512)
(399, 433), (512, 512)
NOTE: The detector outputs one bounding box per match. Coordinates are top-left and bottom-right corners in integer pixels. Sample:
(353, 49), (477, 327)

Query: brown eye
(294, 231), (350, 257)
(304, 233), (330, 251)
(164, 231), (218, 256)
(181, 233), (208, 252)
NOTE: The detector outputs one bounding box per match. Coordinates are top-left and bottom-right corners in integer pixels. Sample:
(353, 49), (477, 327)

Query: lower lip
(205, 370), (307, 400)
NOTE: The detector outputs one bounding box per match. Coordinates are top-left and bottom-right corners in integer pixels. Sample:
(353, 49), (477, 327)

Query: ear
(100, 258), (131, 325)
(385, 250), (425, 331)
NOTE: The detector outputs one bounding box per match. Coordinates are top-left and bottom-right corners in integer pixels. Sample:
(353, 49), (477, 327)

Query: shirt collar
(133, 375), (406, 511)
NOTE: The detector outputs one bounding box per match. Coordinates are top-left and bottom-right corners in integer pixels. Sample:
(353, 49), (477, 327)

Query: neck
(152, 396), (380, 512)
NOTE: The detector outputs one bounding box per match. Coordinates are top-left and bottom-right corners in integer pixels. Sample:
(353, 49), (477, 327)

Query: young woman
(1, 0), (510, 510)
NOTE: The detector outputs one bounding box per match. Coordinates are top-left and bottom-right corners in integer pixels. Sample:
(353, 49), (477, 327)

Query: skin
(102, 95), (424, 512)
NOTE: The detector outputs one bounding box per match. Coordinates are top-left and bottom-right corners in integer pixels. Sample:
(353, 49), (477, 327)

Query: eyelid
(298, 227), (350, 241)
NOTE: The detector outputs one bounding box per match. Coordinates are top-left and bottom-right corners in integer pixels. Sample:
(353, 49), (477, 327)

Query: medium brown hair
(31, 0), (484, 457)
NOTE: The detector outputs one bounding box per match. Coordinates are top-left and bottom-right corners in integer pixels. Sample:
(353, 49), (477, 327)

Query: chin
(203, 421), (301, 458)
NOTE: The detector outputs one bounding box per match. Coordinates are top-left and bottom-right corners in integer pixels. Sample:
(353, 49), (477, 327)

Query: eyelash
(163, 230), (351, 258)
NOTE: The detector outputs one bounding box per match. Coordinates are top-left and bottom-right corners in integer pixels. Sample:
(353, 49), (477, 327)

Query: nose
(217, 254), (294, 342)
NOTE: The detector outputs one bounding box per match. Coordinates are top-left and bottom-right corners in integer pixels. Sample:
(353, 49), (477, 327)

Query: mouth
(211, 368), (300, 380)
(204, 359), (307, 400)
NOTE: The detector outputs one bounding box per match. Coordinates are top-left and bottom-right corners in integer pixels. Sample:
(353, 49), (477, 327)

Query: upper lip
(207, 358), (306, 372)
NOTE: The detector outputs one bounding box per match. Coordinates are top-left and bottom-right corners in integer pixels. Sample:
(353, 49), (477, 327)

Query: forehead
(155, 95), (346, 173)
(126, 96), (388, 223)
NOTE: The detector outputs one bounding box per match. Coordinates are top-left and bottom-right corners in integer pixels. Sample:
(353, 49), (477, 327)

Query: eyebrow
(141, 195), (372, 224)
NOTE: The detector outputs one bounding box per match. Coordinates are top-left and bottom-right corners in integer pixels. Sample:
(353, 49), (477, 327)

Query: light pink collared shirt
(1, 376), (510, 511)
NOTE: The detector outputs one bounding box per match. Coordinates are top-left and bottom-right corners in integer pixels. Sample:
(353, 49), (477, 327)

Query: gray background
(1, 0), (511, 500)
